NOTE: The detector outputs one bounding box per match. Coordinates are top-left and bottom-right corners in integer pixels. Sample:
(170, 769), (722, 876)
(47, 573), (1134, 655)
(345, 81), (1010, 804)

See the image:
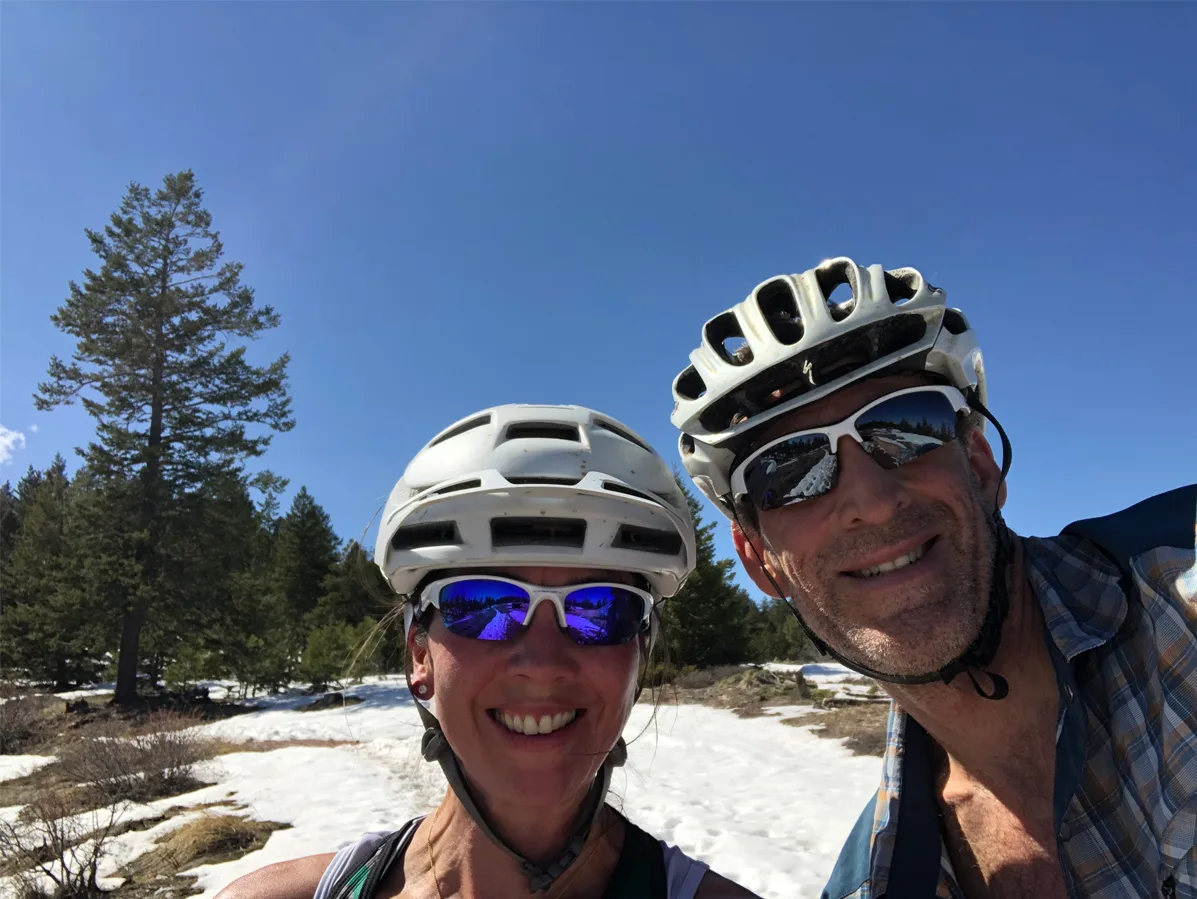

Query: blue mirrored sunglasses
(418, 576), (654, 646)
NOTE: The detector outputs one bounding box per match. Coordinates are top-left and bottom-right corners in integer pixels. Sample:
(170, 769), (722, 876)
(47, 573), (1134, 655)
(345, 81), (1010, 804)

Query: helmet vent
(815, 260), (857, 322)
(942, 308), (969, 335)
(697, 314), (928, 434)
(705, 312), (753, 365)
(507, 476), (580, 486)
(675, 366), (707, 401)
(884, 269), (919, 305)
(613, 524), (683, 556)
(594, 418), (651, 452)
(492, 517), (586, 548)
(429, 414), (492, 447)
(392, 521), (461, 550)
(602, 481), (655, 503)
(756, 279), (803, 346)
(433, 479), (482, 496)
(504, 423), (580, 442)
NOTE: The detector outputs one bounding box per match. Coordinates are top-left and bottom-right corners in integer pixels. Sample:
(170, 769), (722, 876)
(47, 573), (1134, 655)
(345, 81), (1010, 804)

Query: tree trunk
(114, 601), (148, 704)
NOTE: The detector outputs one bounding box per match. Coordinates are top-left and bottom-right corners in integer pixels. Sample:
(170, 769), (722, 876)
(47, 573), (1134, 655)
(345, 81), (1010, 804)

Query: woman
(218, 405), (760, 899)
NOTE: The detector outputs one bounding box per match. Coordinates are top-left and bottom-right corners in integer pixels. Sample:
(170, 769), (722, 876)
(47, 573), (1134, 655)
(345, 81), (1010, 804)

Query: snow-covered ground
(0, 754), (55, 783)
(2, 666), (886, 899)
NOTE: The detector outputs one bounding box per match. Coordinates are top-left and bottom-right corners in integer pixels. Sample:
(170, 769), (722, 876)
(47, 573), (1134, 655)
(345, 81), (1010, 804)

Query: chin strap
(734, 391), (1016, 701)
(407, 665), (624, 893)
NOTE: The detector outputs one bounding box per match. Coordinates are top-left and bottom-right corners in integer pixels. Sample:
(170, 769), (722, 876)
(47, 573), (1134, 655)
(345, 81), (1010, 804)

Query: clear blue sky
(3, 3), (1194, 590)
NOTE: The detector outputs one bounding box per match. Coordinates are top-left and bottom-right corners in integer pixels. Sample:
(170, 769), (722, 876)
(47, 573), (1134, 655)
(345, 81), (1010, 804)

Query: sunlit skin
(732, 373), (1069, 898)
(215, 565), (759, 899)
(731, 373), (1004, 678)
(409, 565), (640, 864)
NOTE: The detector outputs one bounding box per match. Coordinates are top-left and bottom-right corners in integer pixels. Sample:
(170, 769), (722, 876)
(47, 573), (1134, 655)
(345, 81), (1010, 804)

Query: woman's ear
(408, 625), (434, 698)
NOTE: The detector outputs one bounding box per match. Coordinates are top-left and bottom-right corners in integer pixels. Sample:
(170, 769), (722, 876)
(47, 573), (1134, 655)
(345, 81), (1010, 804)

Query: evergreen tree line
(0, 168), (811, 702)
(0, 459), (397, 695)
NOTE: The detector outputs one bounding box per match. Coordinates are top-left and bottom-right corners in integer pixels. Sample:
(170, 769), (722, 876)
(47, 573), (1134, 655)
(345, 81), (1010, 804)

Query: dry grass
(119, 813), (289, 885)
(781, 702), (891, 757)
(648, 666), (837, 718)
(208, 738), (356, 756)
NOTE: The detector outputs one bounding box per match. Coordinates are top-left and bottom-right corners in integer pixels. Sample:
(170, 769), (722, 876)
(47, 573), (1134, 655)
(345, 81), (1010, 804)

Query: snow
(2, 674), (885, 899)
(0, 755), (55, 783)
(187, 677), (881, 898)
(784, 453), (837, 501)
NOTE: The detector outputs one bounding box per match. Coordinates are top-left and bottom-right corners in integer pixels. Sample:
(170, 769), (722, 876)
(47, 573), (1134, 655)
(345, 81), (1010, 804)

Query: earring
(417, 684), (429, 696)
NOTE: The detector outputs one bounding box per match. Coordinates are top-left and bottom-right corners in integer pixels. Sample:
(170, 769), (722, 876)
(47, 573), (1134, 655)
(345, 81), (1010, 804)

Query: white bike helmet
(376, 404), (696, 604)
(374, 404), (696, 892)
(671, 256), (987, 518)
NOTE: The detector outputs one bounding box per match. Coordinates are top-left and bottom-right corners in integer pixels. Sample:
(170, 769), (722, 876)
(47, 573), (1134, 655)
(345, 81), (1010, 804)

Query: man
(670, 256), (1196, 899)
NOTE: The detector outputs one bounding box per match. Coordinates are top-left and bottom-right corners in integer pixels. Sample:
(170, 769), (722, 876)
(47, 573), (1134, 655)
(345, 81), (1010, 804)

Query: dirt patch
(296, 692), (364, 713)
(781, 702), (891, 757)
(118, 813), (290, 887)
(645, 666), (837, 718)
(209, 738), (357, 755)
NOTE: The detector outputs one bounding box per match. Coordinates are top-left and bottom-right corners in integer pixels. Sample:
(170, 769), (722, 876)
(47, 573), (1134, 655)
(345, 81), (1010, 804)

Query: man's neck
(885, 538), (1060, 789)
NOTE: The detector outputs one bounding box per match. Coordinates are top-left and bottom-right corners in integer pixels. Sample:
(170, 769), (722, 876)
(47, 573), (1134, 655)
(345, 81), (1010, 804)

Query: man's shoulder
(1059, 485), (1196, 571)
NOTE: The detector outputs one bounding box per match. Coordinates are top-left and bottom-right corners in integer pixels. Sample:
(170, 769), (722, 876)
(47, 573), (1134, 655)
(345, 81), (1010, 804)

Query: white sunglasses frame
(729, 384), (970, 502)
(417, 575), (656, 643)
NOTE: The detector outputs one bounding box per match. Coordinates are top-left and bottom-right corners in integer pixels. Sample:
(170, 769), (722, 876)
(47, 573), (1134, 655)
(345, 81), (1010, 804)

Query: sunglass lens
(561, 585), (647, 645)
(743, 433), (837, 511)
(856, 391), (958, 467)
(439, 579), (531, 641)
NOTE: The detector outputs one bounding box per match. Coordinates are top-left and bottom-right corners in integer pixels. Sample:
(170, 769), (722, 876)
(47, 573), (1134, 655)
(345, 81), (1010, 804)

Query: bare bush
(0, 694), (57, 754)
(0, 791), (126, 899)
(55, 714), (213, 804)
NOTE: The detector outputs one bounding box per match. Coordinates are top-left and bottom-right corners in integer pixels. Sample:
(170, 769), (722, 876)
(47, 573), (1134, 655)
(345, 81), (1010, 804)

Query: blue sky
(3, 3), (1194, 589)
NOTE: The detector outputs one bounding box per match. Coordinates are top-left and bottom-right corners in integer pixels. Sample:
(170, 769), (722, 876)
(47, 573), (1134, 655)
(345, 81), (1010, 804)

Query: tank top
(313, 815), (709, 899)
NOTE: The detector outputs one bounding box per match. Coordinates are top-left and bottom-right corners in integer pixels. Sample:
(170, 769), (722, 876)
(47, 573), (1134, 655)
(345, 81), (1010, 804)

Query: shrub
(0, 694), (57, 754)
(55, 714), (212, 803)
(0, 791), (126, 898)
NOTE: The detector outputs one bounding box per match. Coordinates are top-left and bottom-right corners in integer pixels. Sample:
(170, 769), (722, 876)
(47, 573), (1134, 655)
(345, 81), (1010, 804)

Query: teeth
(495, 709), (578, 736)
(851, 542), (928, 578)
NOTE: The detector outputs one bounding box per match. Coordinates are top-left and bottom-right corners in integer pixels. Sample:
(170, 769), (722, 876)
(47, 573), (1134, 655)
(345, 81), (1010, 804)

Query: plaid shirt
(853, 531), (1197, 899)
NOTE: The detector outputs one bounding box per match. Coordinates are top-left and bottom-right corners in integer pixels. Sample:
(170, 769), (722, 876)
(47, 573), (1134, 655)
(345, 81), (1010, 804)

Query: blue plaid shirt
(824, 489), (1197, 899)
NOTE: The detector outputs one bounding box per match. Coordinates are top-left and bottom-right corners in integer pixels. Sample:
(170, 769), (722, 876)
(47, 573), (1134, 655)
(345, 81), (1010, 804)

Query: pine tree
(0, 457), (104, 686)
(34, 171), (293, 704)
(309, 541), (390, 628)
(272, 487), (340, 623)
(660, 481), (757, 668)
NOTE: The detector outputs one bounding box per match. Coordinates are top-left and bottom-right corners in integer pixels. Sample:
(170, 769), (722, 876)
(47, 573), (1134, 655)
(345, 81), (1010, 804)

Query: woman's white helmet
(375, 404), (696, 599)
(671, 257), (986, 518)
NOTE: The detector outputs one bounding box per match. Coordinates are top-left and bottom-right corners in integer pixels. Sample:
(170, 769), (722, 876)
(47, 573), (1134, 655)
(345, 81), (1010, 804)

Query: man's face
(733, 374), (1004, 678)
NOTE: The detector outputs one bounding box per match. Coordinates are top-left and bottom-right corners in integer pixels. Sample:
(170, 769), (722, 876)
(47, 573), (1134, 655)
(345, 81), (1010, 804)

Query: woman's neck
(410, 790), (626, 899)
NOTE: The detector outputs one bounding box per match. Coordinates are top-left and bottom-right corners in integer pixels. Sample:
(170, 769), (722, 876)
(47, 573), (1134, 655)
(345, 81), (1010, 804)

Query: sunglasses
(730, 385), (969, 512)
(418, 576), (654, 646)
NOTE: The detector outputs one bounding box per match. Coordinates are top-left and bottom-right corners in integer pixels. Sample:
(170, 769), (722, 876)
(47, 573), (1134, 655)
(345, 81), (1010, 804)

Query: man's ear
(732, 520), (786, 598)
(408, 625), (434, 697)
(965, 428), (1006, 510)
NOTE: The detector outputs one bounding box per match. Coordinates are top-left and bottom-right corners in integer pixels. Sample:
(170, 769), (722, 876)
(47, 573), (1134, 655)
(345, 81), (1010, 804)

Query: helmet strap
(405, 638), (624, 893)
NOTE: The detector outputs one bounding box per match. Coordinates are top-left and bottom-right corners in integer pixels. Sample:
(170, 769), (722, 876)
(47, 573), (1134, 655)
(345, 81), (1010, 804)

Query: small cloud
(0, 425), (27, 465)
(29, 424), (39, 433)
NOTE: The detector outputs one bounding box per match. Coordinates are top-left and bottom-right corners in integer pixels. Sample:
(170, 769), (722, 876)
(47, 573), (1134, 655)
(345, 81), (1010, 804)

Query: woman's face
(409, 566), (644, 816)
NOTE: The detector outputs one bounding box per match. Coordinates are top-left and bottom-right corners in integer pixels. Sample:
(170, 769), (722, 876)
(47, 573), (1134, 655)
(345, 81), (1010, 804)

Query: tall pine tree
(660, 480), (757, 668)
(34, 170), (293, 704)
